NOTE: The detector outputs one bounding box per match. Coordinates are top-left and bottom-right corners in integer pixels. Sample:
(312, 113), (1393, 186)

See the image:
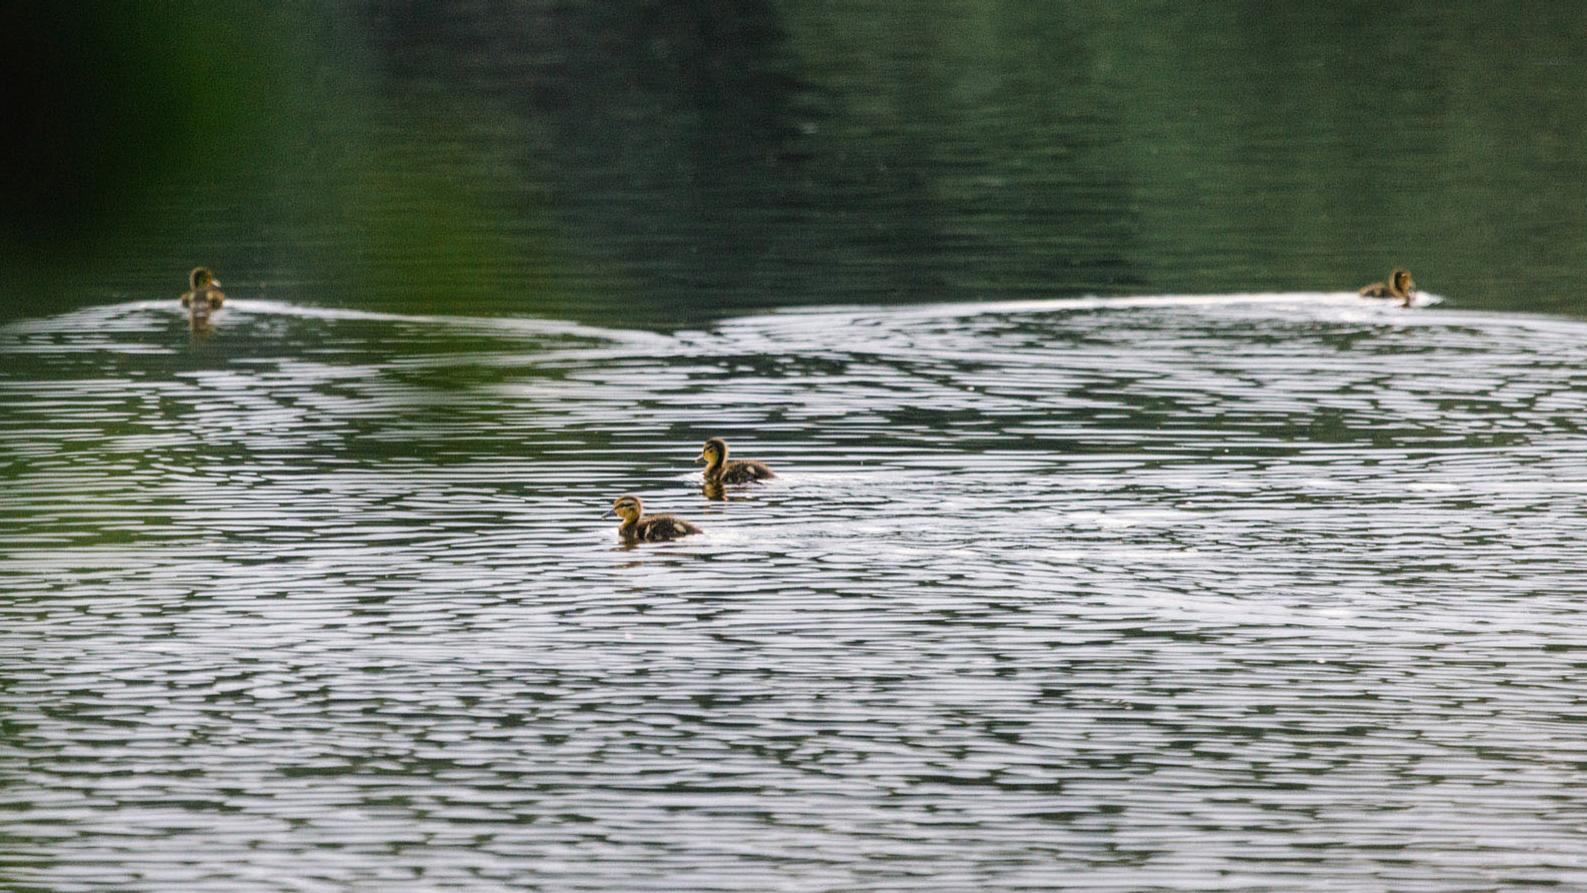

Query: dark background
(4, 1), (1584, 327)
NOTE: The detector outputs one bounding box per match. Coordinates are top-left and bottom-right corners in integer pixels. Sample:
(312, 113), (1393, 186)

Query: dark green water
(6, 1), (1587, 325)
(6, 4), (1587, 891)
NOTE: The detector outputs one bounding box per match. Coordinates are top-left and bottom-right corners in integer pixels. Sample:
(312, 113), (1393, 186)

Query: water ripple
(4, 295), (1587, 890)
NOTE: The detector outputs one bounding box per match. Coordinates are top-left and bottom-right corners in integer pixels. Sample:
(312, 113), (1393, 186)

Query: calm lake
(5, 3), (1587, 891)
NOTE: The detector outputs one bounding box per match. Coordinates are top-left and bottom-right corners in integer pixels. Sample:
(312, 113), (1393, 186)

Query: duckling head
(602, 494), (643, 523)
(1390, 268), (1414, 297)
(190, 267), (220, 290)
(698, 437), (729, 467)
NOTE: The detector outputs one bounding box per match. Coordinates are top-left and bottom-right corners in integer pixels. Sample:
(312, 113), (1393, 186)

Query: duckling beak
(211, 278), (221, 287)
(601, 508), (615, 519)
(695, 454), (707, 465)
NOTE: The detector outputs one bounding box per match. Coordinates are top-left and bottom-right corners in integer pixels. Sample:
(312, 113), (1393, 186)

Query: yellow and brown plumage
(698, 437), (775, 485)
(1358, 268), (1415, 307)
(180, 267), (226, 317)
(603, 494), (702, 542)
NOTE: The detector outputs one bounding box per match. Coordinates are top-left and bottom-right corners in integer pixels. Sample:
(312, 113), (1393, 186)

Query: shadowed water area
(6, 1), (1587, 890)
(5, 294), (1587, 890)
(8, 2), (1587, 324)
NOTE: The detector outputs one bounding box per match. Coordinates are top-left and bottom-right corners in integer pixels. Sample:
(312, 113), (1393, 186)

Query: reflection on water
(12, 3), (1587, 324)
(4, 296), (1587, 890)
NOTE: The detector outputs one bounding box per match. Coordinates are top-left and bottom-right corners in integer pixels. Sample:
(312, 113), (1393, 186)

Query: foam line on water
(731, 290), (1587, 338)
(234, 299), (674, 347)
(761, 291), (1442, 320)
(1, 298), (671, 348)
(17, 292), (1587, 348)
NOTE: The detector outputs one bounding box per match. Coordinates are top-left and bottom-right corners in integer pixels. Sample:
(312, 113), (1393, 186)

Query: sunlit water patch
(4, 294), (1587, 891)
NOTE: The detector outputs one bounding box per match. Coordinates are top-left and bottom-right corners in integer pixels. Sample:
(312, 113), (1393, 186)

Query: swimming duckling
(1358, 268), (1415, 307)
(180, 267), (226, 318)
(698, 437), (776, 485)
(603, 494), (702, 542)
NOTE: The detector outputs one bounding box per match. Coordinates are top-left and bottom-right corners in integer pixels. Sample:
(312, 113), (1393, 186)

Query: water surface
(5, 295), (1587, 890)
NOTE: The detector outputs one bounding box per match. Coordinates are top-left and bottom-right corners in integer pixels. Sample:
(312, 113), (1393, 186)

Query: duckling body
(180, 267), (226, 318)
(1358, 268), (1415, 307)
(699, 437), (775, 485)
(604, 494), (701, 542)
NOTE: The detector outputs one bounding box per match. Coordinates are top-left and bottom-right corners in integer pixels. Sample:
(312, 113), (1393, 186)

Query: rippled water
(5, 296), (1587, 891)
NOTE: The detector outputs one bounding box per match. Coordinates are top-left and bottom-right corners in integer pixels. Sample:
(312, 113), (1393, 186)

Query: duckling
(603, 494), (702, 542)
(698, 437), (776, 485)
(180, 267), (226, 318)
(1358, 268), (1415, 307)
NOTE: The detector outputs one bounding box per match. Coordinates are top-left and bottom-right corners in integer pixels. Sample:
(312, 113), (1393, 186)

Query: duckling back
(627, 513), (702, 542)
(180, 267), (226, 316)
(1358, 268), (1415, 305)
(712, 459), (776, 485)
(699, 437), (776, 485)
